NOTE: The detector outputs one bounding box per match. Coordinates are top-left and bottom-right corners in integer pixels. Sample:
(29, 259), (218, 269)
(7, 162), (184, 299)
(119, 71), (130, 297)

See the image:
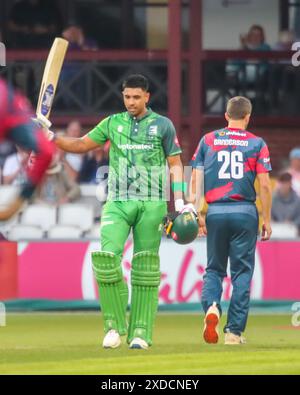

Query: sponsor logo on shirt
(263, 158), (270, 163)
(118, 143), (154, 150)
(214, 139), (249, 147)
(149, 125), (158, 135)
(226, 131), (247, 137)
(117, 126), (124, 133)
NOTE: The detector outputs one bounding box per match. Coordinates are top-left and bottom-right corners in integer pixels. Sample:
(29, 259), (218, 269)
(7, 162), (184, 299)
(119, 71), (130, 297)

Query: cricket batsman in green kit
(49, 74), (188, 349)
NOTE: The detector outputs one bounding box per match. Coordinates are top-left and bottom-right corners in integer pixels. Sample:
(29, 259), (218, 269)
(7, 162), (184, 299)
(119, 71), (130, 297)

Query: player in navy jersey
(0, 79), (55, 221)
(190, 96), (272, 345)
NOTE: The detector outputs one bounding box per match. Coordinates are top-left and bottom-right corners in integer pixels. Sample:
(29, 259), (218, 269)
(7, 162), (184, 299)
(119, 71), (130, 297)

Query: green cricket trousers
(100, 200), (167, 255)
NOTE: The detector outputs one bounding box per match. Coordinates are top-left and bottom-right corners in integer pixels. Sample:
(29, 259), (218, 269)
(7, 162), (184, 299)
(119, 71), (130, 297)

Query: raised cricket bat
(36, 37), (69, 128)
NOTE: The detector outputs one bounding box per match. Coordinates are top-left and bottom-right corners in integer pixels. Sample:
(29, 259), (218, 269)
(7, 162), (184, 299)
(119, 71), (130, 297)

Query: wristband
(172, 182), (187, 193)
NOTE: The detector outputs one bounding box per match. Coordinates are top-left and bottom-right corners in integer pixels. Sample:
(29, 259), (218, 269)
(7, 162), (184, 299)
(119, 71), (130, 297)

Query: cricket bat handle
(33, 114), (52, 130)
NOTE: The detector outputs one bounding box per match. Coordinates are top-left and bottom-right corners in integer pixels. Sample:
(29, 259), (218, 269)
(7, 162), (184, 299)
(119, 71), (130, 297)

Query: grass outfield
(0, 313), (299, 375)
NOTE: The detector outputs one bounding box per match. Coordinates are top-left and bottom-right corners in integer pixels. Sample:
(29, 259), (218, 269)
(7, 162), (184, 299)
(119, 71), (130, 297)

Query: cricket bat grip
(32, 114), (52, 130)
(32, 116), (55, 141)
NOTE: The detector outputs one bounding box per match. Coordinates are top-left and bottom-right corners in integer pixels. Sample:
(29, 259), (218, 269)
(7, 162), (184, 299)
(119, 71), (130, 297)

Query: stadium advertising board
(16, 240), (300, 303)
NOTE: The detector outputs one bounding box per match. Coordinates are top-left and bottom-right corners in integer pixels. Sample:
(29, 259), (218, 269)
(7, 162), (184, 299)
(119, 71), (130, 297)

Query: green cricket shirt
(88, 109), (182, 201)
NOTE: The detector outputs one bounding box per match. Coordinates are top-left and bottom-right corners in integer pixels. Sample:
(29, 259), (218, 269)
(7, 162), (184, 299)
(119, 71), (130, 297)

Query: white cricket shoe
(203, 302), (220, 344)
(224, 332), (246, 345)
(129, 338), (149, 350)
(102, 330), (121, 349)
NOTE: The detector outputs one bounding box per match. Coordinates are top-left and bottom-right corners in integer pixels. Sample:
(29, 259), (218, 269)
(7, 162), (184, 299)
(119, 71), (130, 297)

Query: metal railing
(0, 50), (174, 120)
(1, 49), (299, 126)
(202, 50), (300, 118)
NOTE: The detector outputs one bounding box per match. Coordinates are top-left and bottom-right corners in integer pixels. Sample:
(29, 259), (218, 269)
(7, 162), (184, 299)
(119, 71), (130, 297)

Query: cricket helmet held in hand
(163, 211), (199, 245)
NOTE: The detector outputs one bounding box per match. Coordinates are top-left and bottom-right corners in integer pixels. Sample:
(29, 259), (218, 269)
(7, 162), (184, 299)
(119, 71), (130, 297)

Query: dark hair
(226, 96), (252, 120)
(278, 172), (292, 183)
(122, 74), (149, 92)
(249, 24), (265, 44)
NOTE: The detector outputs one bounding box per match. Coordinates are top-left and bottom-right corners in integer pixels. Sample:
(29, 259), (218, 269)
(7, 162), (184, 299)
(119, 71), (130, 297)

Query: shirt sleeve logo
(174, 136), (181, 148)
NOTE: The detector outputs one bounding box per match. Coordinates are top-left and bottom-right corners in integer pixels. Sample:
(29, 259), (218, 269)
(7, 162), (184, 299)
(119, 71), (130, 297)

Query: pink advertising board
(17, 240), (300, 304)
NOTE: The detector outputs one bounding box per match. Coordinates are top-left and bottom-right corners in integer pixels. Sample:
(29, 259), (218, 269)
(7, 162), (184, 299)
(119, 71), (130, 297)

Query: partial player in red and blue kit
(191, 96), (273, 345)
(0, 79), (55, 221)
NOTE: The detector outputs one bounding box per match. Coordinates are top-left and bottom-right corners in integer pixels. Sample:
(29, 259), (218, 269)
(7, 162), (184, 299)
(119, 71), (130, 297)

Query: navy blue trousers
(201, 203), (258, 335)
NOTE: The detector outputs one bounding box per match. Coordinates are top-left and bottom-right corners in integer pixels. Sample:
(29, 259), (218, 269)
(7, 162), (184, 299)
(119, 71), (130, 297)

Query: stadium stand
(85, 223), (101, 239)
(0, 185), (19, 206)
(78, 184), (104, 219)
(0, 184), (103, 240)
(20, 204), (57, 232)
(8, 225), (44, 241)
(0, 214), (19, 239)
(2, 177), (297, 240)
(48, 225), (82, 240)
(57, 203), (94, 233)
(270, 222), (298, 239)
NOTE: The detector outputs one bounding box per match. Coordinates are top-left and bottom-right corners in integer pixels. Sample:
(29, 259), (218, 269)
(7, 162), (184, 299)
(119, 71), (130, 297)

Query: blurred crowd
(270, 148), (300, 236)
(1, 1), (300, 237)
(1, 1), (298, 51)
(1, 128), (300, 235)
(0, 120), (109, 207)
(1, 2), (300, 116)
(4, 0), (98, 51)
(223, 24), (300, 115)
(1, 2), (298, 55)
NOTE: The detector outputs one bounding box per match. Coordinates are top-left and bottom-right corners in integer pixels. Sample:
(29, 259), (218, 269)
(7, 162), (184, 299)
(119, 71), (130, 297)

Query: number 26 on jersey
(218, 150), (244, 180)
